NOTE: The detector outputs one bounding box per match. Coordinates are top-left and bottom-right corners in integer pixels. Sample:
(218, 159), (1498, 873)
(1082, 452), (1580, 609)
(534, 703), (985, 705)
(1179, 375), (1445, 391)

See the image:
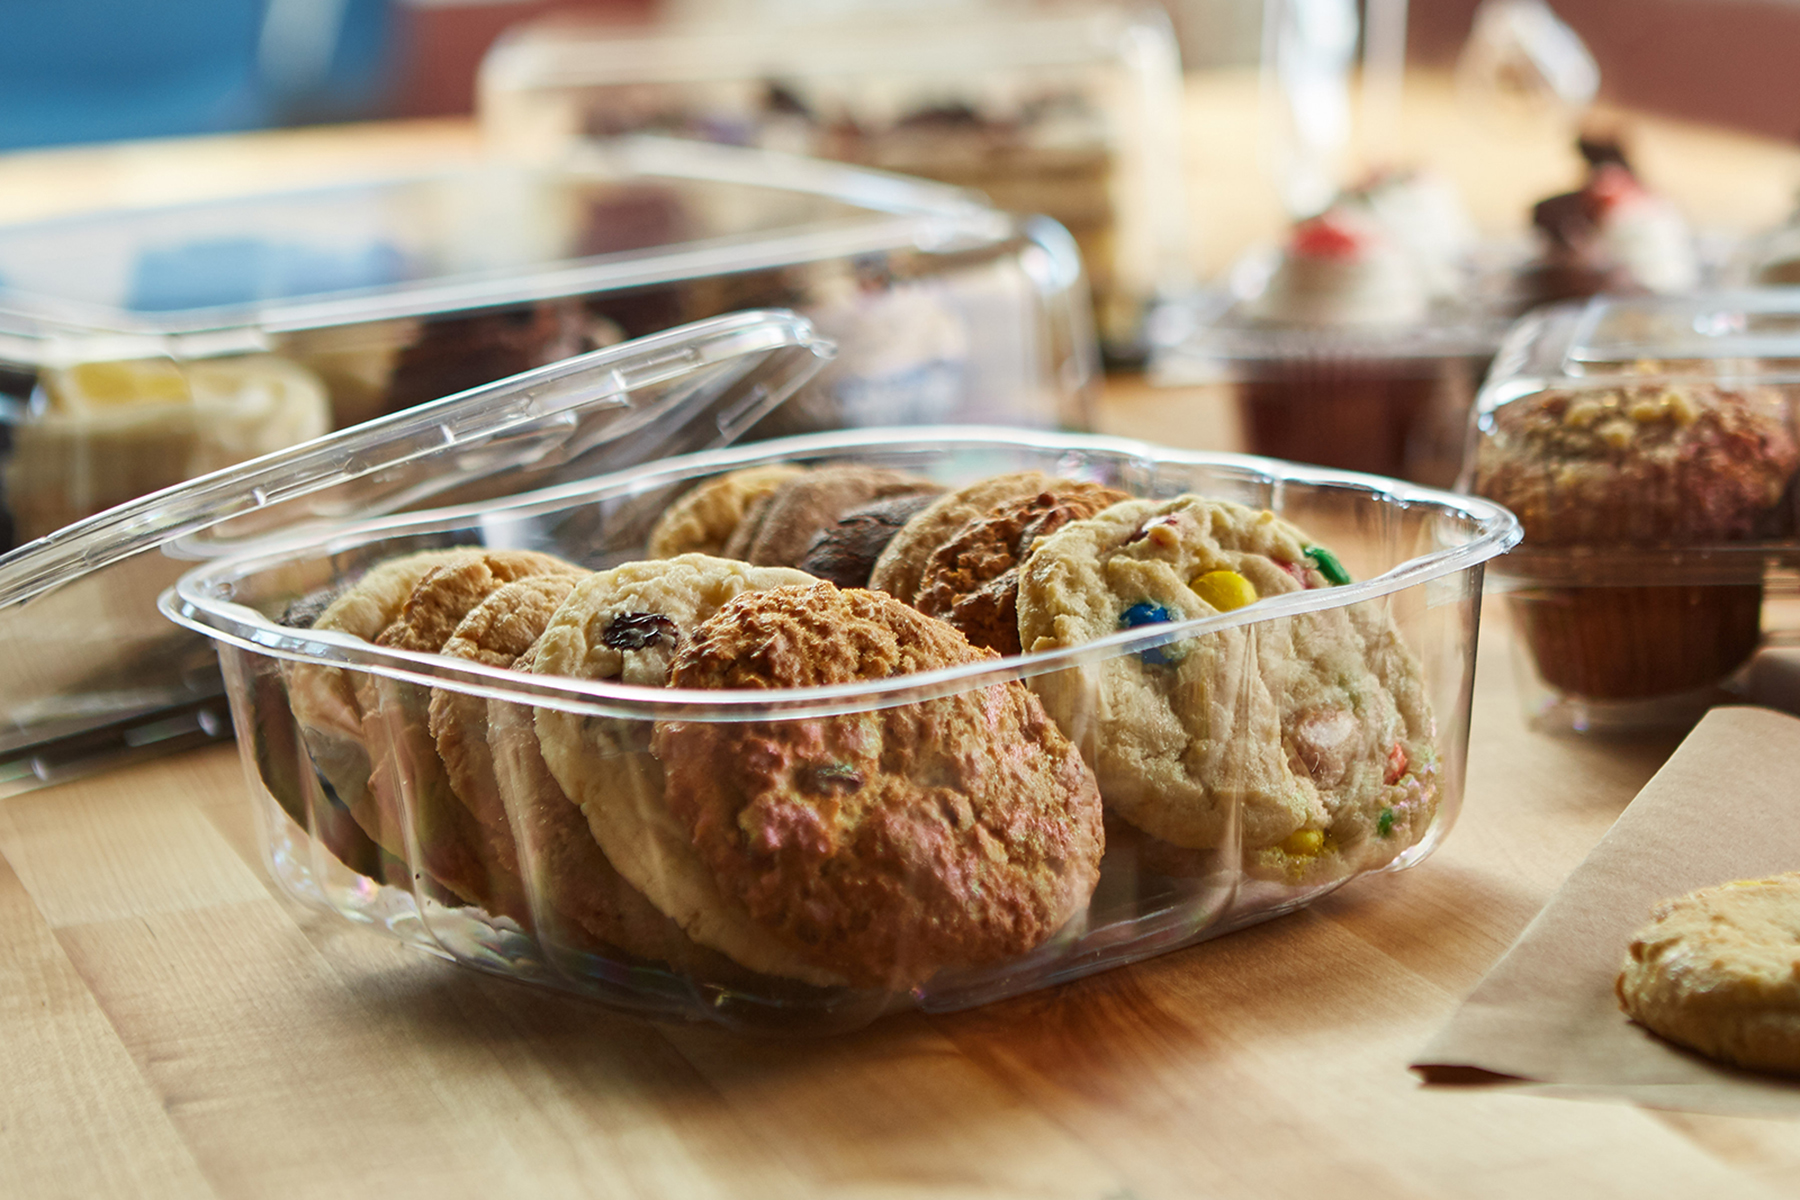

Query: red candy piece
(1278, 559), (1314, 588)
(1384, 741), (1407, 785)
(1584, 163), (1644, 215)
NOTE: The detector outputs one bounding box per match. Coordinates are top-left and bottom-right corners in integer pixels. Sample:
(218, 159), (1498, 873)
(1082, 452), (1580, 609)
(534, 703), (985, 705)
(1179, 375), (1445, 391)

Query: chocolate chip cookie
(913, 480), (1130, 654)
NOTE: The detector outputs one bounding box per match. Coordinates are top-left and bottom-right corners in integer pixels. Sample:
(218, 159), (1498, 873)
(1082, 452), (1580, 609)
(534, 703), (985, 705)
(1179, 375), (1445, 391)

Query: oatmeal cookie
(1618, 874), (1800, 1074)
(359, 549), (582, 914)
(722, 464), (939, 569)
(646, 464), (807, 559)
(487, 641), (708, 966)
(528, 555), (838, 985)
(652, 583), (1104, 990)
(1017, 495), (1436, 886)
(913, 480), (1130, 654)
(429, 573), (584, 920)
(869, 470), (1054, 604)
(285, 548), (489, 860)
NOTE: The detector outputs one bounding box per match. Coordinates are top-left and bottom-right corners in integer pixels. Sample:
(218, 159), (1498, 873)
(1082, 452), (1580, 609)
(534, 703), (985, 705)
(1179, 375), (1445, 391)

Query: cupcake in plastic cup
(1511, 136), (1701, 313)
(1234, 207), (1465, 482)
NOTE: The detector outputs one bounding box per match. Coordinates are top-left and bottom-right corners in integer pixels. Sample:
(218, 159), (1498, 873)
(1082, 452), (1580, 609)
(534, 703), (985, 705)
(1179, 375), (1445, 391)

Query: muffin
(1235, 207), (1460, 482)
(1473, 376), (1799, 701)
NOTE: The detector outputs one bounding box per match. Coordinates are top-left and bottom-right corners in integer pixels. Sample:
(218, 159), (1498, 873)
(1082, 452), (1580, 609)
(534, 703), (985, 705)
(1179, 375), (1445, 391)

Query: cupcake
(1341, 168), (1475, 302)
(1514, 138), (1700, 312)
(1235, 207), (1458, 482)
(1473, 374), (1799, 702)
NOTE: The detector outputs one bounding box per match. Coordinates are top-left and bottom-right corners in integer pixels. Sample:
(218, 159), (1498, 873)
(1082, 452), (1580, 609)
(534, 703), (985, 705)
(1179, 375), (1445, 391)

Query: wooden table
(10, 84), (1800, 1199)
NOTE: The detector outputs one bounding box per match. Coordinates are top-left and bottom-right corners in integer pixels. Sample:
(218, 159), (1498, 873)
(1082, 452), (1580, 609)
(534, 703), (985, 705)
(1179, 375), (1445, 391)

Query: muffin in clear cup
(1469, 295), (1800, 730)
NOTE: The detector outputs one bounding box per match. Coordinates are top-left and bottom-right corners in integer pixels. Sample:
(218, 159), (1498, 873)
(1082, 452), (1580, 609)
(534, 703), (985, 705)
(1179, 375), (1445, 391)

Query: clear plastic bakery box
(0, 135), (1096, 552)
(1463, 293), (1800, 733)
(476, 2), (1189, 360)
(1149, 273), (1510, 491)
(0, 311), (834, 790)
(158, 332), (1519, 1031)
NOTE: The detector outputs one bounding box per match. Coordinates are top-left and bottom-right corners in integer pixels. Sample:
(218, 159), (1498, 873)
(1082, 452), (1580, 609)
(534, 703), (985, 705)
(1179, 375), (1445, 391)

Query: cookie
(796, 491), (942, 588)
(1618, 874), (1800, 1074)
(869, 471), (1055, 604)
(285, 548), (490, 862)
(428, 573), (585, 922)
(721, 464), (939, 568)
(913, 480), (1130, 654)
(486, 639), (708, 967)
(529, 555), (839, 985)
(646, 464), (807, 559)
(1016, 495), (1437, 886)
(359, 549), (583, 914)
(652, 582), (1104, 990)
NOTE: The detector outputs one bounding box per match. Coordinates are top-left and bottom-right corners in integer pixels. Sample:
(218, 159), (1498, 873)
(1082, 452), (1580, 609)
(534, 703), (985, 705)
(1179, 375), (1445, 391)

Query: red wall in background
(1409, 0), (1800, 143)
(390, 0), (656, 118)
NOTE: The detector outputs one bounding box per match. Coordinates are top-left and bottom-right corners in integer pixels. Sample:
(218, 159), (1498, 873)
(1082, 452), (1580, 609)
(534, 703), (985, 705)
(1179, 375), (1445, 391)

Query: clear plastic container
(475, 3), (1189, 360)
(1464, 293), (1800, 732)
(1149, 245), (1509, 489)
(0, 136), (1096, 549)
(161, 412), (1518, 1032)
(1727, 205), (1800, 287)
(0, 310), (829, 791)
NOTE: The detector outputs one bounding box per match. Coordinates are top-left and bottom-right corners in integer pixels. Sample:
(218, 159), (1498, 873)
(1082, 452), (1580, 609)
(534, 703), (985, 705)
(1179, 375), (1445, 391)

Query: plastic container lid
(0, 309), (832, 785)
(1477, 292), (1800, 414)
(0, 136), (1001, 370)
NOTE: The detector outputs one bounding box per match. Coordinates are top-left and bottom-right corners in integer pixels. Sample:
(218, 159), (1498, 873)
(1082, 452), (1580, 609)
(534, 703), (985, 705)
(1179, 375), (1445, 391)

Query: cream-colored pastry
(9, 353), (330, 541)
(1618, 873), (1800, 1074)
(1343, 169), (1473, 299)
(1588, 165), (1699, 294)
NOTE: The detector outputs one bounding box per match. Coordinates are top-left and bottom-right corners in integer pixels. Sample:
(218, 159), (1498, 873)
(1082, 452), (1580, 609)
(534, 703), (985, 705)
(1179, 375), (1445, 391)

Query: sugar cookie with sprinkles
(1016, 494), (1437, 885)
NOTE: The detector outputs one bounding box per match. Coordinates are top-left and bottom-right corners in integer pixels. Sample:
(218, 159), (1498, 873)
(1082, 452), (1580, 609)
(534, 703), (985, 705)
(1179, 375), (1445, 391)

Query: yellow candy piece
(1280, 829), (1325, 857)
(1190, 569), (1258, 612)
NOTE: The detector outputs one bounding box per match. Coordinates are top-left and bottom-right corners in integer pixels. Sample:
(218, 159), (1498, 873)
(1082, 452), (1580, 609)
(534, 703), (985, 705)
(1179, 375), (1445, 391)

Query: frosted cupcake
(1236, 208), (1457, 481)
(1515, 140), (1699, 312)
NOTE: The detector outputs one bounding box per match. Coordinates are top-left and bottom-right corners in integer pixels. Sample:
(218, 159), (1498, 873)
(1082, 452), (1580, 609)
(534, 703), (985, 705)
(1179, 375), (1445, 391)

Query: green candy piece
(1377, 807), (1395, 838)
(1304, 545), (1351, 586)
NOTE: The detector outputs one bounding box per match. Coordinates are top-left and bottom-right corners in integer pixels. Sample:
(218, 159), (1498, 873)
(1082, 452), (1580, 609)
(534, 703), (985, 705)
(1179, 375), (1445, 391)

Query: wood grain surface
(9, 607), (1788, 1200)
(8, 78), (1800, 1199)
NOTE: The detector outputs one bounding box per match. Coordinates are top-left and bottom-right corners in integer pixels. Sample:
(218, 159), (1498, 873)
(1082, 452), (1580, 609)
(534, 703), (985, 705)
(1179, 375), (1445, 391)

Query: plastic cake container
(0, 136), (1095, 550)
(159, 350), (1520, 1031)
(476, 2), (1188, 359)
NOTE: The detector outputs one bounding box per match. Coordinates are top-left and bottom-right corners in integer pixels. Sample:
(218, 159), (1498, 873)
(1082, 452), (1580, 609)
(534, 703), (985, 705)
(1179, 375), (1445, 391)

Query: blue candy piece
(1119, 601), (1182, 666)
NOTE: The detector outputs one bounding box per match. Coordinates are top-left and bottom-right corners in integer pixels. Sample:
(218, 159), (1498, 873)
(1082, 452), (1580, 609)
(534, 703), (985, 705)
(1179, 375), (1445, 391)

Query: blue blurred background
(0, 0), (395, 150)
